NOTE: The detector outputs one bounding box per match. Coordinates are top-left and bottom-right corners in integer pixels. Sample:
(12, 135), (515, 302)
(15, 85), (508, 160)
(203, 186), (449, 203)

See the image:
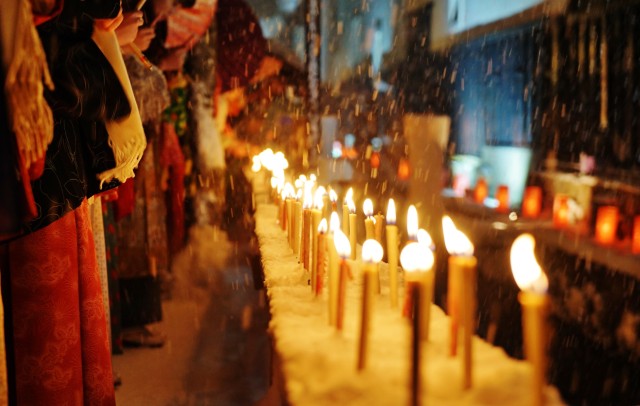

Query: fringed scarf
(91, 27), (146, 188)
(3, 0), (54, 170)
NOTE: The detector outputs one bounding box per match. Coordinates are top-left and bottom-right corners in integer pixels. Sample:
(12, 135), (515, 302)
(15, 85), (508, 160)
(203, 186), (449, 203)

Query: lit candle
(334, 229), (351, 331)
(363, 198), (375, 240)
(284, 184), (294, 242)
(315, 219), (328, 296)
(293, 189), (303, 256)
(311, 190), (324, 291)
(594, 205), (619, 245)
(522, 186), (542, 218)
(329, 189), (338, 212)
(348, 198), (357, 260)
(510, 234), (550, 406)
(386, 199), (399, 308)
(302, 187), (313, 270)
(407, 205), (418, 241)
(443, 215), (476, 390)
(552, 194), (569, 228)
(343, 188), (353, 235)
(357, 239), (384, 370)
(474, 177), (488, 204)
(400, 239), (435, 342)
(374, 212), (384, 244)
(496, 184), (510, 213)
(633, 216), (640, 254)
(320, 187), (330, 220)
(327, 212), (341, 325)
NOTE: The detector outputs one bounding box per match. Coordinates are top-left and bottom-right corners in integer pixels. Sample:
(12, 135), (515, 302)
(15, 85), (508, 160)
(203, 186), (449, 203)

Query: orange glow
(496, 184), (510, 213)
(510, 234), (548, 293)
(474, 177), (488, 204)
(633, 216), (640, 254)
(397, 158), (411, 180)
(594, 206), (619, 245)
(522, 186), (542, 218)
(552, 194), (569, 228)
(442, 216), (474, 256)
(370, 152), (381, 169)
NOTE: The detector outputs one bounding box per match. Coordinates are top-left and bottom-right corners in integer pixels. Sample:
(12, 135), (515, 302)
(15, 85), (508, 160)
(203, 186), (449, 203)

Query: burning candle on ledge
(302, 187), (313, 270)
(293, 189), (303, 256)
(284, 184), (294, 238)
(522, 186), (542, 218)
(334, 230), (351, 331)
(315, 219), (328, 296)
(374, 212), (384, 244)
(347, 197), (357, 260)
(357, 239), (384, 370)
(328, 212), (341, 325)
(510, 234), (550, 406)
(474, 177), (488, 204)
(311, 190), (324, 292)
(442, 215), (476, 390)
(386, 199), (399, 308)
(329, 188), (338, 213)
(407, 205), (418, 242)
(552, 194), (569, 228)
(594, 205), (619, 245)
(633, 216), (640, 255)
(400, 239), (435, 342)
(496, 184), (510, 213)
(363, 199), (375, 240)
(343, 188), (353, 235)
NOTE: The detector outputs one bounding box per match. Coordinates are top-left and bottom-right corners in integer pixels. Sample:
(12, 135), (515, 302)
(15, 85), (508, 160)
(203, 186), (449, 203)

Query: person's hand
(95, 9), (124, 32)
(158, 47), (188, 72)
(114, 11), (144, 47)
(133, 27), (156, 51)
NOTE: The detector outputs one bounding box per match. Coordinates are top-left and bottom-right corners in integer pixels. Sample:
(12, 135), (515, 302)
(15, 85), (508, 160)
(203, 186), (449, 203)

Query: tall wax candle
(374, 213), (384, 244)
(511, 234), (550, 406)
(328, 212), (341, 325)
(386, 199), (399, 308)
(443, 216), (477, 390)
(400, 241), (435, 342)
(293, 190), (303, 256)
(334, 230), (351, 331)
(342, 188), (353, 235)
(286, 197), (294, 247)
(357, 240), (383, 370)
(348, 198), (357, 260)
(310, 190), (324, 291)
(315, 219), (328, 296)
(302, 188), (312, 270)
(363, 198), (375, 240)
(279, 191), (286, 231)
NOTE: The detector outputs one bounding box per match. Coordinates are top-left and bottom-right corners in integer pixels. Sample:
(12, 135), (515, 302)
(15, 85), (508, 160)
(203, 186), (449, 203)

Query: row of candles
(254, 149), (551, 405)
(472, 178), (640, 253)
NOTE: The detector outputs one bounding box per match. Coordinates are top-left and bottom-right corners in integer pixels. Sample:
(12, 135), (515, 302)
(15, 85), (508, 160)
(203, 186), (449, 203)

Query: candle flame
(347, 197), (356, 214)
(314, 188), (325, 210)
(303, 186), (313, 209)
(309, 174), (317, 182)
(318, 218), (328, 234)
(387, 199), (396, 224)
(251, 156), (262, 172)
(329, 189), (338, 203)
(296, 188), (303, 201)
(344, 188), (353, 205)
(407, 205), (418, 240)
(334, 229), (351, 258)
(283, 183), (294, 199)
(330, 212), (341, 233)
(400, 242), (434, 272)
(294, 179), (303, 189)
(270, 177), (278, 188)
(417, 228), (434, 249)
(442, 216), (474, 256)
(362, 239), (384, 264)
(363, 198), (374, 217)
(510, 234), (548, 293)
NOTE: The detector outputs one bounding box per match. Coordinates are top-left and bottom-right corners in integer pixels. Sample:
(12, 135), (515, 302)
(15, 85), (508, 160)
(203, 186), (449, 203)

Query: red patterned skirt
(2, 199), (115, 405)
